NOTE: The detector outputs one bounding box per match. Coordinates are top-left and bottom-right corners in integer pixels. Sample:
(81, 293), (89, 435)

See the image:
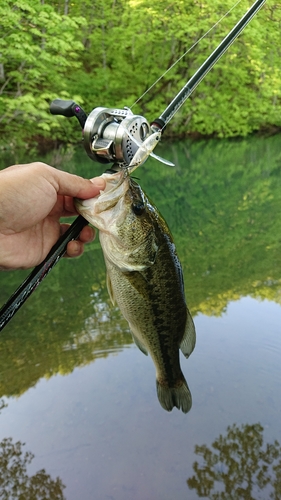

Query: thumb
(53, 168), (105, 199)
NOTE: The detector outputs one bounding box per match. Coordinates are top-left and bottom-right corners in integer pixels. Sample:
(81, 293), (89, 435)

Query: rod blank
(160, 0), (266, 125)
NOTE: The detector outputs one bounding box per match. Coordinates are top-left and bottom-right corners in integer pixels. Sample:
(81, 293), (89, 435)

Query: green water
(0, 135), (281, 499)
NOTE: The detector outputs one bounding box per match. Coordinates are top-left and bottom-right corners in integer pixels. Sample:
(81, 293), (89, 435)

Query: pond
(0, 134), (281, 499)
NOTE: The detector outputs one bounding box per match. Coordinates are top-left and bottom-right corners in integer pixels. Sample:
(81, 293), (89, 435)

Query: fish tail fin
(156, 376), (192, 414)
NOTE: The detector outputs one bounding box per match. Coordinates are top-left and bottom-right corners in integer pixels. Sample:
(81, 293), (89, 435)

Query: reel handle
(50, 99), (87, 128)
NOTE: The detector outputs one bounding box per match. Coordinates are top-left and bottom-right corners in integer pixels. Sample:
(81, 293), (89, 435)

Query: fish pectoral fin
(180, 310), (196, 358)
(124, 270), (150, 296)
(106, 273), (116, 305)
(130, 329), (148, 356)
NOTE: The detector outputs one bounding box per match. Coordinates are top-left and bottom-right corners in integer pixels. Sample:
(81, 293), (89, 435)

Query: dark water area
(1, 135), (281, 499)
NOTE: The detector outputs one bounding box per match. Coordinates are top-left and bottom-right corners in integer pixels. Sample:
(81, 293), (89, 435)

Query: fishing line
(130, 0), (243, 111)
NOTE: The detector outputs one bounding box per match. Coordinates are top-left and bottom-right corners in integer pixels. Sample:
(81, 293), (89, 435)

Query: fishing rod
(0, 0), (266, 331)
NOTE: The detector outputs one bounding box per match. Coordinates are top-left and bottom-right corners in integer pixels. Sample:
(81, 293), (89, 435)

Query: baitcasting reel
(50, 99), (165, 169)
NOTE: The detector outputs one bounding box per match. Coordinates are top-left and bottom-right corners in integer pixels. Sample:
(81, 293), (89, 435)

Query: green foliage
(0, 0), (85, 145)
(0, 0), (280, 147)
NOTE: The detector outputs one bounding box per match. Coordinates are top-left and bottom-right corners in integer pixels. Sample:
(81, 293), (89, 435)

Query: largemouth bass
(75, 170), (196, 413)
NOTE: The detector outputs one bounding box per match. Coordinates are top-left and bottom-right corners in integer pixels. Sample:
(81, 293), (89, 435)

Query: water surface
(0, 135), (281, 499)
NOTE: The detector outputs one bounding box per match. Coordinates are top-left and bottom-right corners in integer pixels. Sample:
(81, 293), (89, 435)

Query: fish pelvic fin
(156, 376), (192, 414)
(106, 272), (116, 305)
(180, 309), (196, 359)
(130, 330), (148, 356)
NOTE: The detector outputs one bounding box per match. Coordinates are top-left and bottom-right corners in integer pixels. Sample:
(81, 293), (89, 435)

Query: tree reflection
(2, 135), (281, 397)
(187, 423), (281, 499)
(142, 135), (281, 317)
(0, 399), (7, 413)
(0, 281), (133, 399)
(0, 437), (65, 499)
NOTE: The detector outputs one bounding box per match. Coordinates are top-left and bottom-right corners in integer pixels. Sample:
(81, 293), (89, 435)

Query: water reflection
(144, 135), (281, 317)
(0, 279), (132, 398)
(1, 135), (281, 400)
(0, 437), (66, 499)
(0, 399), (65, 499)
(187, 422), (281, 499)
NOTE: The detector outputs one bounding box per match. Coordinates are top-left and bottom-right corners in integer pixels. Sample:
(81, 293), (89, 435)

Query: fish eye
(132, 202), (145, 216)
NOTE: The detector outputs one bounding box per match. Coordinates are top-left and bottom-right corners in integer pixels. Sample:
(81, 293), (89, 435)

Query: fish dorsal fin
(180, 310), (196, 358)
(106, 272), (116, 305)
(130, 329), (148, 356)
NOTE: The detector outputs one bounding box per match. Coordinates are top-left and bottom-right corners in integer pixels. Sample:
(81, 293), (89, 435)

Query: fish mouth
(75, 170), (128, 216)
(95, 170), (128, 213)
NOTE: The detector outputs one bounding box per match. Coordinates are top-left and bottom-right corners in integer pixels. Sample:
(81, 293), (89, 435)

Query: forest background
(0, 0), (280, 151)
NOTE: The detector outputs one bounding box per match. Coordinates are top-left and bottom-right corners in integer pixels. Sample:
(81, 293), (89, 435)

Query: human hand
(0, 162), (105, 270)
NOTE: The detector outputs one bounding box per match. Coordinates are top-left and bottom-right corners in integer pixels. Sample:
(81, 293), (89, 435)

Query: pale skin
(0, 162), (105, 270)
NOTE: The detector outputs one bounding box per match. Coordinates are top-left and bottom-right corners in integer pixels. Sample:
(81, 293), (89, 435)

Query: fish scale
(75, 170), (196, 413)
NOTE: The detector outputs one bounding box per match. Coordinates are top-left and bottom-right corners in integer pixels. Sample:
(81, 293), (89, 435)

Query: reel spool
(83, 107), (151, 166)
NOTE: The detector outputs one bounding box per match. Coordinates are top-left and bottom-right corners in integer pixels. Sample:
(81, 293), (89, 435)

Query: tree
(0, 0), (85, 146)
